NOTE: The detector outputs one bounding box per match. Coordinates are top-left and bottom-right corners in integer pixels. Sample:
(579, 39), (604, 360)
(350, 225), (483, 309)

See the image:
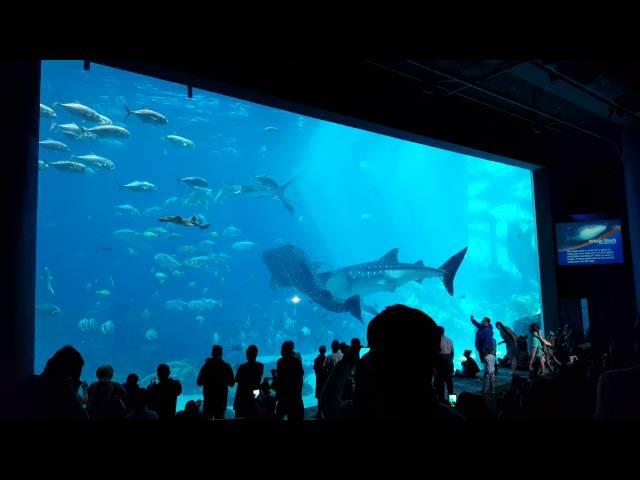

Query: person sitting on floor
(454, 350), (480, 378)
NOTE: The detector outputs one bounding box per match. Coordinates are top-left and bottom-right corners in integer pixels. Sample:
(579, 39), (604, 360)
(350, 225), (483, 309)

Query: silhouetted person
(596, 365), (640, 420)
(123, 373), (141, 398)
(275, 340), (304, 421)
(455, 392), (492, 421)
(323, 340), (343, 376)
(255, 378), (276, 419)
(197, 344), (235, 419)
(147, 363), (182, 420)
(496, 322), (519, 375)
(176, 400), (203, 421)
(434, 326), (455, 401)
(125, 388), (159, 421)
(471, 315), (494, 365)
(26, 345), (88, 420)
(320, 304), (464, 420)
(234, 344), (264, 418)
(529, 323), (547, 378)
(87, 365), (128, 420)
(313, 345), (327, 416)
(454, 350), (480, 378)
(342, 338), (362, 402)
(122, 373), (141, 413)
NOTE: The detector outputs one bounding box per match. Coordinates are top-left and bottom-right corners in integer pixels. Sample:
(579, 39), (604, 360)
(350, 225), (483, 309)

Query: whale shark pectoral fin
(379, 248), (399, 263)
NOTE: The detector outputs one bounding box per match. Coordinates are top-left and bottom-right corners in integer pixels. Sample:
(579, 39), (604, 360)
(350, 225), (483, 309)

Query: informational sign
(556, 220), (623, 265)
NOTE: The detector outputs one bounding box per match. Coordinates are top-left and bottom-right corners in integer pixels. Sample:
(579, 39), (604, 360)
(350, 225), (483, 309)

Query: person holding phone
(234, 344), (264, 419)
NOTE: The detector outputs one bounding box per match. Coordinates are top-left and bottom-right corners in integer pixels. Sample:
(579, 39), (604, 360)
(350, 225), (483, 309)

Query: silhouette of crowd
(20, 305), (640, 421)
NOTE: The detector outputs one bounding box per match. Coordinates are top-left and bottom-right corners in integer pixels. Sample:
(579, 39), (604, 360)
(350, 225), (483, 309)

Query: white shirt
(440, 336), (453, 355)
(324, 352), (343, 369)
(484, 354), (496, 374)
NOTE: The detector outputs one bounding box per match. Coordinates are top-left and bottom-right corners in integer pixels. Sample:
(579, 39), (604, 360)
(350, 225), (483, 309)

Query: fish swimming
(320, 247), (468, 299)
(78, 124), (131, 139)
(119, 181), (158, 192)
(155, 253), (182, 270)
(115, 204), (140, 216)
(40, 103), (57, 119)
(53, 102), (102, 122)
(39, 139), (70, 152)
(177, 176), (209, 188)
(44, 266), (55, 296)
(223, 226), (241, 237)
(48, 161), (88, 173)
(124, 106), (168, 125)
(36, 303), (62, 318)
(165, 134), (195, 148)
(38, 160), (48, 171)
(72, 154), (115, 171)
(223, 174), (297, 214)
(159, 215), (210, 229)
(232, 241), (256, 251)
(262, 244), (362, 321)
(49, 122), (88, 140)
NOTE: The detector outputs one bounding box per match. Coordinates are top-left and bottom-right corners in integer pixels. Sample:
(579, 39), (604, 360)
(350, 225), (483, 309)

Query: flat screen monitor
(556, 220), (623, 265)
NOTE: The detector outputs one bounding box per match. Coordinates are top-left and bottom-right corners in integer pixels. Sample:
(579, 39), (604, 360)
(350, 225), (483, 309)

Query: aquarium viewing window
(36, 60), (543, 410)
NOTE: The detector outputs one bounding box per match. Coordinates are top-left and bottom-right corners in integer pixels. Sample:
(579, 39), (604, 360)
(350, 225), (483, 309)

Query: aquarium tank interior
(36, 60), (543, 410)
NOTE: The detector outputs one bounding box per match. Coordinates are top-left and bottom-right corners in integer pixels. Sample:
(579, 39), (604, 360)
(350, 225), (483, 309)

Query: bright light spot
(291, 295), (301, 304)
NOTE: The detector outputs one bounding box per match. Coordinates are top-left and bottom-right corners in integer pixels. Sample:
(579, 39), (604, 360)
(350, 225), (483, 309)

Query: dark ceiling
(100, 59), (639, 168)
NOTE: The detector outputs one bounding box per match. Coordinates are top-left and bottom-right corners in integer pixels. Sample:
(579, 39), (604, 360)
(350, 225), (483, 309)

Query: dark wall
(546, 152), (636, 353)
(0, 61), (40, 418)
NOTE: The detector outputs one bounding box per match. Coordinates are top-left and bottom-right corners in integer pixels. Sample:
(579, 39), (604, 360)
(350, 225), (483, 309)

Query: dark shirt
(275, 355), (304, 401)
(353, 353), (465, 420)
(234, 361), (264, 412)
(147, 378), (182, 420)
(462, 358), (480, 377)
(313, 354), (327, 398)
(87, 380), (128, 420)
(27, 374), (88, 420)
(197, 357), (235, 404)
(122, 383), (142, 411)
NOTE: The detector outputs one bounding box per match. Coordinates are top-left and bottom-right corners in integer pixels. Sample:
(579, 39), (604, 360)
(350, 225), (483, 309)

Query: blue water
(36, 60), (542, 409)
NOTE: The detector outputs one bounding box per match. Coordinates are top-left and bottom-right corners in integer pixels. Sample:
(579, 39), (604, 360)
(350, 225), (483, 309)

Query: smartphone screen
(448, 394), (457, 406)
(252, 389), (260, 398)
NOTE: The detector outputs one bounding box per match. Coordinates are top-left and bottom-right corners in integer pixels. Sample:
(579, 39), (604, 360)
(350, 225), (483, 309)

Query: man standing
(146, 364), (182, 420)
(197, 345), (235, 419)
(471, 315), (494, 366)
(434, 326), (455, 402)
(313, 345), (327, 417)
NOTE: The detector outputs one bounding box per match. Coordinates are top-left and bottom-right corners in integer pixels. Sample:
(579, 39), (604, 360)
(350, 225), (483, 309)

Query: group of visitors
(20, 304), (640, 421)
